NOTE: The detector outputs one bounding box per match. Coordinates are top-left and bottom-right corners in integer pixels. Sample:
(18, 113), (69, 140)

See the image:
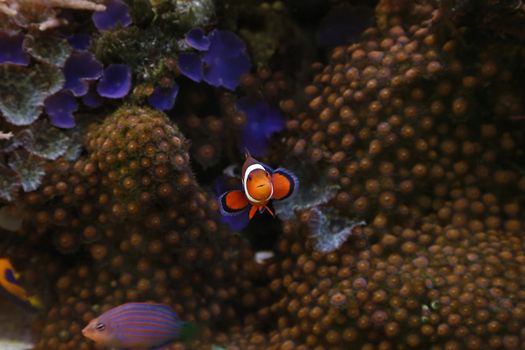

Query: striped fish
(82, 302), (196, 349)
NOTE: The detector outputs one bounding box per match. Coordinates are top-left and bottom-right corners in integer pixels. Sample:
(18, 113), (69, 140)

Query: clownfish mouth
(257, 184), (265, 188)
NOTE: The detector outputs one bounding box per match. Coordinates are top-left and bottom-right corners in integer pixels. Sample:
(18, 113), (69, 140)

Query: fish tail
(28, 295), (43, 309)
(179, 321), (200, 343)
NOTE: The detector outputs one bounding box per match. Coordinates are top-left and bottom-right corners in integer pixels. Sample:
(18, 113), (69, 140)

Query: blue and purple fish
(82, 302), (197, 349)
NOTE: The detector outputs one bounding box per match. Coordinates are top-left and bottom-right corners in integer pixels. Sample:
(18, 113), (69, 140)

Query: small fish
(82, 302), (197, 349)
(0, 259), (42, 310)
(0, 131), (13, 140)
(254, 251), (274, 264)
(219, 151), (298, 220)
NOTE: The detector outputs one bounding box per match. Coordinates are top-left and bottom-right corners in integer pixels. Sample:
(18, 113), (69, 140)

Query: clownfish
(0, 258), (42, 310)
(219, 152), (298, 220)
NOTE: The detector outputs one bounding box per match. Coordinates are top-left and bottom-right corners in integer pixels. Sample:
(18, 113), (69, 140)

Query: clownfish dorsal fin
(241, 152), (261, 180)
(244, 148), (252, 159)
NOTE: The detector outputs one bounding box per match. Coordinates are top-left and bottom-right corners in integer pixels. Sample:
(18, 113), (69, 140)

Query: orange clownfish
(219, 153), (298, 220)
(0, 258), (42, 310)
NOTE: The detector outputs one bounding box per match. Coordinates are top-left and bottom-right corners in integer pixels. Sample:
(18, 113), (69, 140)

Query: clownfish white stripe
(243, 164), (273, 203)
(243, 164), (265, 185)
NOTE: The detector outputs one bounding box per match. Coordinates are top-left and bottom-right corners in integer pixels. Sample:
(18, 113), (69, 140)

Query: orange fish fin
(265, 206), (275, 217)
(271, 168), (298, 201)
(249, 205), (258, 220)
(219, 190), (249, 215)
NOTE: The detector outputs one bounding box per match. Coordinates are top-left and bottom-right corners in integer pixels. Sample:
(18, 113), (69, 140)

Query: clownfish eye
(248, 176), (252, 181)
(95, 322), (106, 332)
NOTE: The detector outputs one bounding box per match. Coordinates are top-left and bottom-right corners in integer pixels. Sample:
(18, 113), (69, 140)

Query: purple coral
(0, 32), (29, 65)
(185, 28), (210, 51)
(96, 64), (132, 98)
(236, 98), (285, 157)
(92, 0), (132, 31)
(148, 83), (179, 111)
(178, 29), (251, 90)
(82, 88), (103, 108)
(67, 33), (91, 50)
(44, 90), (78, 129)
(177, 53), (202, 82)
(63, 51), (103, 97)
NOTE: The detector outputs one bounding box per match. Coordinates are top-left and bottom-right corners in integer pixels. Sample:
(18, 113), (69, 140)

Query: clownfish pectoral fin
(264, 206), (275, 217)
(249, 205), (258, 220)
(271, 168), (299, 201)
(219, 190), (249, 216)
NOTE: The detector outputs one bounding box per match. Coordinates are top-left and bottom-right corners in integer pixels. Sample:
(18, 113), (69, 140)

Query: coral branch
(0, 0), (106, 30)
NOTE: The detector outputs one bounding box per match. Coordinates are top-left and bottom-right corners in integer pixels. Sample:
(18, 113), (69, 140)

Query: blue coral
(92, 0), (132, 31)
(82, 88), (103, 108)
(178, 53), (202, 82)
(44, 90), (78, 129)
(0, 32), (29, 66)
(185, 28), (210, 51)
(96, 64), (132, 99)
(236, 98), (284, 157)
(63, 51), (103, 97)
(67, 33), (91, 50)
(178, 29), (251, 90)
(148, 83), (180, 111)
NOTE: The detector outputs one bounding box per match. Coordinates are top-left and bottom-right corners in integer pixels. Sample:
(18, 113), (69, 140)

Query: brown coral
(25, 106), (267, 349)
(253, 211), (525, 349)
(206, 0), (525, 348)
(0, 0), (105, 30)
(11, 1), (525, 349)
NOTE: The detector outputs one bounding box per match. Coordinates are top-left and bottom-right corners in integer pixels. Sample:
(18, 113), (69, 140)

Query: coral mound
(27, 106), (264, 349)
(85, 105), (195, 209)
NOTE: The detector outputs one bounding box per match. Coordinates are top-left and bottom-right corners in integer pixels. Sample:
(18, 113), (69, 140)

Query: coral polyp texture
(0, 0), (525, 349)
(282, 6), (524, 231)
(21, 106), (197, 252)
(26, 106), (263, 349)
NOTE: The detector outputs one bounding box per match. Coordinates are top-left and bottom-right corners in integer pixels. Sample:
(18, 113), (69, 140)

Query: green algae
(0, 63), (63, 126)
